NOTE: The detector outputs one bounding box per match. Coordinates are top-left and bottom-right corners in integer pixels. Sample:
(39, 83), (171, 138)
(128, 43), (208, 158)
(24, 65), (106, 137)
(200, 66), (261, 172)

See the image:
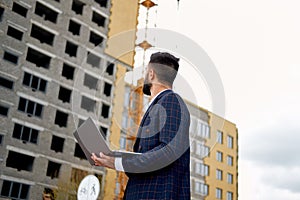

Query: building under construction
(0, 0), (138, 199)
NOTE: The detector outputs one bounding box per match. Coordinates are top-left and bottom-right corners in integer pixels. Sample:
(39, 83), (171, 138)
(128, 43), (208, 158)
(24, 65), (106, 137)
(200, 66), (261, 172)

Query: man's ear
(149, 68), (154, 80)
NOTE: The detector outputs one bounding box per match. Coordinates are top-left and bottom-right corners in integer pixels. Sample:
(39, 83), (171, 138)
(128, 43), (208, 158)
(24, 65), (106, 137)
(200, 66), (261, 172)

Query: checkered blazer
(122, 90), (191, 200)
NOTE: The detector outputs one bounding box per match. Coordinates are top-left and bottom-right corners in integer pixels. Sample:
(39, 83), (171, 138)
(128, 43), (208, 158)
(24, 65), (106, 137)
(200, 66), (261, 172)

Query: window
(227, 135), (233, 149)
(78, 119), (84, 127)
(46, 161), (61, 179)
(101, 103), (110, 118)
(7, 26), (23, 40)
(106, 62), (114, 75)
(35, 2), (58, 23)
(206, 125), (210, 138)
(217, 130), (223, 144)
(30, 24), (55, 45)
(58, 86), (72, 103)
(115, 182), (120, 196)
(6, 151), (34, 171)
(120, 136), (126, 149)
(0, 134), (3, 145)
(100, 126), (107, 139)
(0, 105), (9, 116)
(122, 110), (128, 128)
(92, 11), (106, 27)
(89, 31), (104, 46)
(94, 173), (103, 183)
(103, 82), (112, 96)
(216, 151), (223, 162)
(194, 181), (208, 196)
(72, 0), (85, 15)
(0, 76), (14, 89)
(3, 51), (18, 64)
(51, 135), (64, 152)
(69, 20), (81, 35)
(196, 122), (210, 138)
(216, 188), (222, 199)
(196, 122), (201, 137)
(65, 41), (78, 57)
(227, 173), (233, 184)
(216, 169), (223, 180)
(81, 96), (96, 112)
(195, 143), (201, 155)
(18, 97), (43, 117)
(23, 72), (47, 92)
(87, 52), (101, 68)
(227, 155), (233, 166)
(12, 2), (28, 17)
(54, 110), (68, 127)
(227, 191), (233, 200)
(62, 63), (75, 80)
(83, 73), (98, 90)
(74, 143), (86, 159)
(195, 162), (209, 176)
(26, 47), (51, 69)
(124, 87), (130, 107)
(196, 143), (210, 157)
(1, 180), (30, 200)
(12, 123), (39, 144)
(199, 123), (210, 138)
(190, 140), (195, 153)
(0, 7), (4, 21)
(189, 117), (197, 134)
(94, 0), (108, 8)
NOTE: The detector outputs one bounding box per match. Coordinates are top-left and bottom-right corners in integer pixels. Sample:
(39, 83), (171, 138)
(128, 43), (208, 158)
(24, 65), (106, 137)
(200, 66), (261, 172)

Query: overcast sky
(134, 0), (300, 199)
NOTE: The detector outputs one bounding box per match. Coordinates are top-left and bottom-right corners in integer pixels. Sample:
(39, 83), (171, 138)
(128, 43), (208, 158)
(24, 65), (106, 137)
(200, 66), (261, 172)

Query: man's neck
(150, 83), (171, 100)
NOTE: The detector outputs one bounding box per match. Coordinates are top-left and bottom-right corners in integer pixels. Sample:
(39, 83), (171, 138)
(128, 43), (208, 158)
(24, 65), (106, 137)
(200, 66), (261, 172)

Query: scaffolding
(116, 1), (157, 199)
(116, 79), (144, 199)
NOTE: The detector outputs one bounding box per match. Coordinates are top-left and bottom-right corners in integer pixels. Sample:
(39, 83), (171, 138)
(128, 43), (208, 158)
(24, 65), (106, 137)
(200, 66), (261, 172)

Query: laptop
(73, 117), (140, 165)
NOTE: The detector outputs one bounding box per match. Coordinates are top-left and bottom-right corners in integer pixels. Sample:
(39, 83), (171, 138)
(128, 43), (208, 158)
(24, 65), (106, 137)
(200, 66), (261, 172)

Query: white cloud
(262, 167), (300, 194)
(239, 113), (300, 197)
(242, 122), (300, 167)
(239, 161), (300, 200)
(259, 184), (300, 200)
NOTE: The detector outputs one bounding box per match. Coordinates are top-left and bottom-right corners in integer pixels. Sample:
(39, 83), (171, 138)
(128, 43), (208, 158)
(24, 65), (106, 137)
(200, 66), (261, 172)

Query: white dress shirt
(114, 89), (170, 171)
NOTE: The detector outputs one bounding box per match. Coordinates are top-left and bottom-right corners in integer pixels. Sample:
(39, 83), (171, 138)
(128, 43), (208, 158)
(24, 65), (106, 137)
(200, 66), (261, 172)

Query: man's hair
(149, 52), (180, 86)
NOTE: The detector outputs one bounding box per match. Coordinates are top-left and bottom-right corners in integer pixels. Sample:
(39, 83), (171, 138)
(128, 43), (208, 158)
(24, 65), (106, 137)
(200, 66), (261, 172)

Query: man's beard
(142, 76), (152, 96)
(142, 83), (152, 96)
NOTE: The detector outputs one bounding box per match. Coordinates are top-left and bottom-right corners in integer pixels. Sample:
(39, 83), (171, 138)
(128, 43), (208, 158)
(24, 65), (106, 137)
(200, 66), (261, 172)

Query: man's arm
(91, 93), (190, 173)
(91, 152), (115, 169)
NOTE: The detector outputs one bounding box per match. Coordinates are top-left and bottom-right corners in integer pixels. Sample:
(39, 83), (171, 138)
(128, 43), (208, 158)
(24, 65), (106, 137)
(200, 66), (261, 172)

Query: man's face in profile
(142, 65), (152, 96)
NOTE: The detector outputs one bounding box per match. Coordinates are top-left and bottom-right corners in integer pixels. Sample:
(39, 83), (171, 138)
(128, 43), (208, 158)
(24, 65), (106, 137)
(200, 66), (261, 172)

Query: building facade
(0, 0), (138, 199)
(204, 111), (238, 200)
(188, 102), (238, 200)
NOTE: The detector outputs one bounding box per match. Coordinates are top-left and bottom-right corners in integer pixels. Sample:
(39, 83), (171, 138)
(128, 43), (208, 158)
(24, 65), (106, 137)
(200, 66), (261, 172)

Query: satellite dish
(77, 175), (100, 200)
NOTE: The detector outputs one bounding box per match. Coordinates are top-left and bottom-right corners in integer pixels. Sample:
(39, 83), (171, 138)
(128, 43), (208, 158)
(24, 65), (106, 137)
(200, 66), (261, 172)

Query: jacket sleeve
(122, 93), (190, 173)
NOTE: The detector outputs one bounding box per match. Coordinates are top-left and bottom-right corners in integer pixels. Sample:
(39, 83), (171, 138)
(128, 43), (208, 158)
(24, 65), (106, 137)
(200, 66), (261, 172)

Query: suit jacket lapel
(133, 90), (172, 152)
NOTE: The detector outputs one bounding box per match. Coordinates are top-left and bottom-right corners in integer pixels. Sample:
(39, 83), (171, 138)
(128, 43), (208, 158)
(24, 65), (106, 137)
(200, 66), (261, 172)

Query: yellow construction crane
(114, 0), (185, 198)
(116, 79), (145, 199)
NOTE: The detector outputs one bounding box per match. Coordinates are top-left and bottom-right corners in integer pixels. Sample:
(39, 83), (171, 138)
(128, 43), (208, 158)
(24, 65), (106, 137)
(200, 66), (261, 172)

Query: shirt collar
(148, 89), (171, 106)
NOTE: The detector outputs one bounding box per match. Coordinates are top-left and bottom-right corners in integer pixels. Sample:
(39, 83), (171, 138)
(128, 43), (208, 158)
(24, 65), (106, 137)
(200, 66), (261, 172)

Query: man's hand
(91, 152), (115, 170)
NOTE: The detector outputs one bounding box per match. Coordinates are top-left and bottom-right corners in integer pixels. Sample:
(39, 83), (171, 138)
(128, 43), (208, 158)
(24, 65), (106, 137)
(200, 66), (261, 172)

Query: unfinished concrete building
(0, 0), (138, 199)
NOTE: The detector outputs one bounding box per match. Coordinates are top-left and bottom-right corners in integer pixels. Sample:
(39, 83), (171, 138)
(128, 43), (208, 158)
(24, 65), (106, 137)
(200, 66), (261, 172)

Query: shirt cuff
(115, 157), (124, 172)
